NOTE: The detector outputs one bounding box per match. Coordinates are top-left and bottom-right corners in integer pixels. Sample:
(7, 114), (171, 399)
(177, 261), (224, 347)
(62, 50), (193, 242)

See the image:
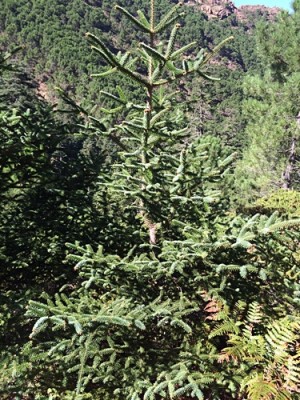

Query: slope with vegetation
(0, 0), (263, 143)
(0, 0), (300, 399)
(236, 2), (300, 203)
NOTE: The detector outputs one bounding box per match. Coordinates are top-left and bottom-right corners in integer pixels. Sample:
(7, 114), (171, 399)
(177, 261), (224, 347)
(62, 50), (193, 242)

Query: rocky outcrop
(186, 0), (282, 21)
(186, 0), (237, 19)
(236, 5), (282, 22)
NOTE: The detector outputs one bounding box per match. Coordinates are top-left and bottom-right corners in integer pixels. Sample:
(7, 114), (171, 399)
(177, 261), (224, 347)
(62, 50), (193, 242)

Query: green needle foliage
(255, 189), (300, 217)
(235, 0), (300, 202)
(6, 1), (298, 399)
(0, 49), (114, 400)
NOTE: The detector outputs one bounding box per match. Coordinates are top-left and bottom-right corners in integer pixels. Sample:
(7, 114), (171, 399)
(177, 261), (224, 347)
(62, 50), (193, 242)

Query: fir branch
(154, 2), (184, 33)
(115, 5), (153, 33)
(140, 43), (167, 63)
(91, 67), (117, 77)
(170, 41), (197, 60)
(166, 23), (181, 59)
(202, 36), (234, 65)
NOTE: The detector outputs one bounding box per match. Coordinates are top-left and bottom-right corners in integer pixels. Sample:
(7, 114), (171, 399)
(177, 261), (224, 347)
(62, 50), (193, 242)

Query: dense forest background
(1, 0), (300, 399)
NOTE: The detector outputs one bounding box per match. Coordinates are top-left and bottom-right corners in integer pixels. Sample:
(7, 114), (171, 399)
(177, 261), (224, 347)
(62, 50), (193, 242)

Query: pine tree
(235, 2), (300, 202)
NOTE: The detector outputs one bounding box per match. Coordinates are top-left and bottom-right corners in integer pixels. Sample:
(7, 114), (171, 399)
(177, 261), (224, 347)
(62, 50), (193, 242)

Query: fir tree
(14, 1), (300, 399)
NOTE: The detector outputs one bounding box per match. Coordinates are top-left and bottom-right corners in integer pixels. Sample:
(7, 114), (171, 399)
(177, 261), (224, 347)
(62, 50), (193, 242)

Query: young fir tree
(19, 1), (300, 399)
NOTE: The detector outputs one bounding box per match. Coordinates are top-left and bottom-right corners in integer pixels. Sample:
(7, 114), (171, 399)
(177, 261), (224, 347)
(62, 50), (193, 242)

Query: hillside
(1, 0), (300, 399)
(0, 0), (269, 146)
(0, 0), (269, 93)
(1, 0), (285, 206)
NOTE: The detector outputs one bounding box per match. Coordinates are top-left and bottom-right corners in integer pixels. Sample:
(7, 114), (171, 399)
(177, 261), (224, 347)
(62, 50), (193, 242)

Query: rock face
(186, 0), (282, 21)
(186, 0), (237, 19)
(236, 5), (282, 22)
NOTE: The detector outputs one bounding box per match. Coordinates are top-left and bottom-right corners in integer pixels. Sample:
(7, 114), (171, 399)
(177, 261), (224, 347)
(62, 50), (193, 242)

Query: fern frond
(243, 374), (279, 400)
(247, 302), (263, 325)
(209, 320), (240, 338)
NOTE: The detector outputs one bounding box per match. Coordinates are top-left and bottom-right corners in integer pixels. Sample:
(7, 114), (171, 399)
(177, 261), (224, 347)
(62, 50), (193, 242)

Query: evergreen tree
(235, 2), (300, 202)
(17, 2), (300, 400)
(0, 49), (114, 399)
